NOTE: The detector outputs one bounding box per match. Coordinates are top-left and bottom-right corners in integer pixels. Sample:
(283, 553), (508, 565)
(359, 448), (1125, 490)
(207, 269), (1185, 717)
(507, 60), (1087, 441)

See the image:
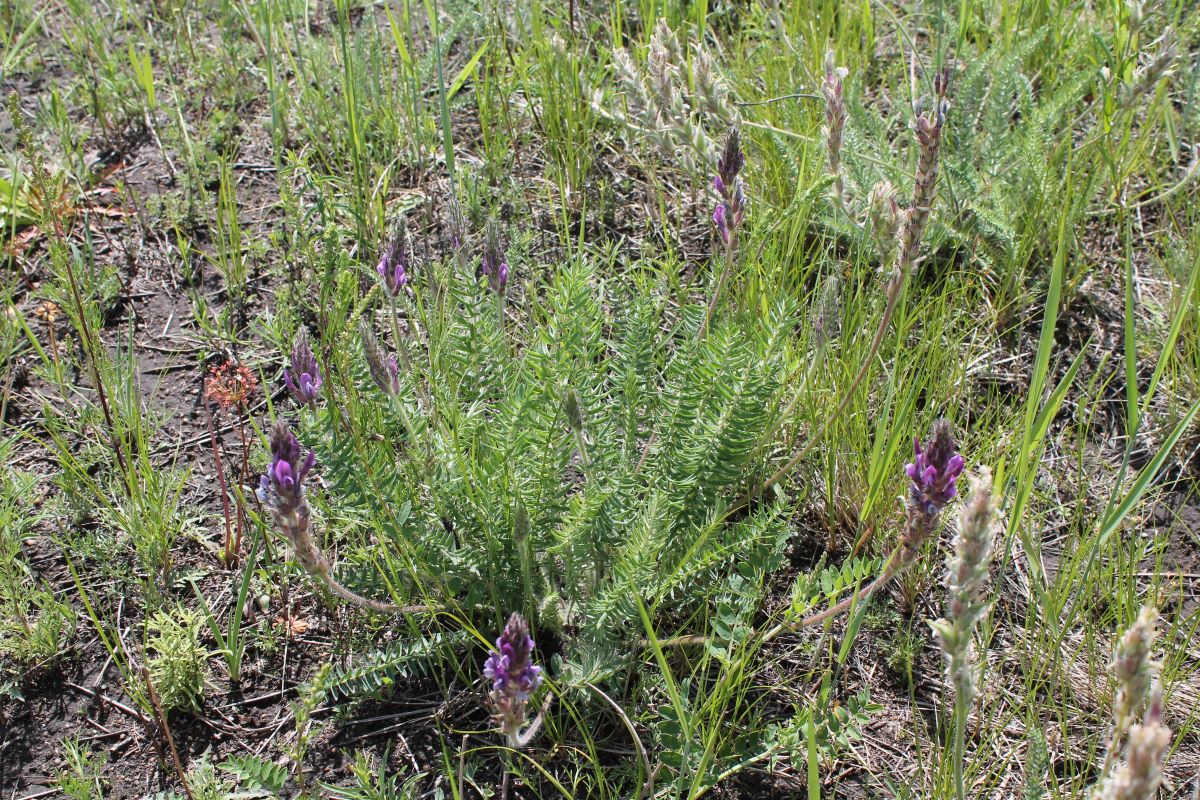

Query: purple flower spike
(905, 419), (965, 515)
(899, 419), (964, 564)
(712, 128), (747, 246)
(478, 224), (509, 295)
(484, 613), (543, 747)
(256, 420), (315, 518)
(377, 231), (408, 296)
(716, 127), (745, 190)
(283, 328), (322, 408)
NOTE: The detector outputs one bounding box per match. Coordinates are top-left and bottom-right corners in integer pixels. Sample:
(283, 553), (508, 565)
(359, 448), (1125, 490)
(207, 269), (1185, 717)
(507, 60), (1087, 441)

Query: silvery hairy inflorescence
(822, 50), (850, 212)
(484, 613), (545, 748)
(892, 67), (950, 288)
(867, 179), (902, 265)
(712, 127), (747, 247)
(1091, 607), (1172, 800)
(929, 469), (996, 707)
(1111, 607), (1159, 753)
(811, 273), (841, 351)
(901, 419), (965, 565)
(603, 21), (735, 176)
(359, 319), (401, 397)
(283, 327), (322, 408)
(1096, 688), (1171, 800)
(1118, 27), (1178, 109)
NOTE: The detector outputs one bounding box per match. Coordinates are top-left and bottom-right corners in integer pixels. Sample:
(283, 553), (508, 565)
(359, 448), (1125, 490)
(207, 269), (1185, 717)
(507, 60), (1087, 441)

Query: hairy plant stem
(953, 698), (967, 800)
(320, 572), (433, 614)
(763, 548), (904, 644)
(701, 229), (737, 340)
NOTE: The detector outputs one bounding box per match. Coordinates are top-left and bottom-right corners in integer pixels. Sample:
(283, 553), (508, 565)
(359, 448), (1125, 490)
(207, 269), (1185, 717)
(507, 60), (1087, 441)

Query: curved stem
(702, 231), (737, 340)
(586, 682), (653, 800)
(323, 572), (435, 614)
(762, 549), (904, 645)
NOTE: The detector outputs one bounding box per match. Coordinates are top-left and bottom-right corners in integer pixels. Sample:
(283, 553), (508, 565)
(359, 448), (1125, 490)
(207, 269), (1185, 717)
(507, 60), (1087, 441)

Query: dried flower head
(283, 328), (322, 408)
(203, 361), (258, 411)
(359, 320), (401, 397)
(484, 612), (543, 747)
(822, 50), (850, 211)
(893, 66), (950, 287)
(478, 223), (509, 295)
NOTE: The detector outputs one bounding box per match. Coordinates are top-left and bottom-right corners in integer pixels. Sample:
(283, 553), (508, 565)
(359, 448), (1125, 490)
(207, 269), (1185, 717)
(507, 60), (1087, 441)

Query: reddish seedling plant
(203, 360), (258, 564)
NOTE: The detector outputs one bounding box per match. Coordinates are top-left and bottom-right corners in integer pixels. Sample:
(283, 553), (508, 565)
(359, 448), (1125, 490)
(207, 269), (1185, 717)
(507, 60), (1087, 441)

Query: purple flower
(484, 613), (542, 746)
(716, 129), (744, 189)
(712, 128), (747, 245)
(899, 419), (964, 564)
(478, 224), (509, 295)
(377, 230), (409, 296)
(905, 419), (965, 515)
(256, 420), (315, 517)
(713, 204), (730, 244)
(283, 328), (322, 408)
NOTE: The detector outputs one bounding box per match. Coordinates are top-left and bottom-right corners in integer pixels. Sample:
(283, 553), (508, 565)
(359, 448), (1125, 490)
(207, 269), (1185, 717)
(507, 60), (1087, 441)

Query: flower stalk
(1091, 607), (1172, 800)
(930, 469), (996, 800)
(256, 420), (427, 614)
(752, 65), (950, 501)
(484, 613), (546, 749)
(763, 420), (964, 643)
(703, 127), (747, 338)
